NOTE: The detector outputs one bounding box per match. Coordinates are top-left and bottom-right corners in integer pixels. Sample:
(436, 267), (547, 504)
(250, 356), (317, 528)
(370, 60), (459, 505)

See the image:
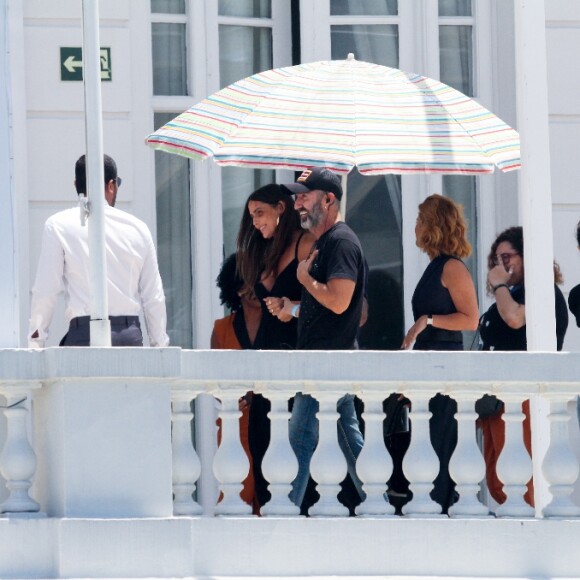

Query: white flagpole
(82, 0), (111, 346)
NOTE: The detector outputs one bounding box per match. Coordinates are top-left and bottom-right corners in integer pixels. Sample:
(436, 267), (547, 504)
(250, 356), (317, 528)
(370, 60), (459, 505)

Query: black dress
(250, 234), (305, 508)
(411, 254), (468, 513)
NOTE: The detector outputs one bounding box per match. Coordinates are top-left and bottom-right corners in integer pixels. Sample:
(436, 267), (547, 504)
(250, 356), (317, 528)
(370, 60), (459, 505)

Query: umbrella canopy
(145, 54), (520, 176)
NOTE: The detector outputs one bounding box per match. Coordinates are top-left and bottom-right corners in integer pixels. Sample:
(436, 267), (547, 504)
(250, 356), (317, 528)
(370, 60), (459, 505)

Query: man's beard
(301, 197), (324, 230)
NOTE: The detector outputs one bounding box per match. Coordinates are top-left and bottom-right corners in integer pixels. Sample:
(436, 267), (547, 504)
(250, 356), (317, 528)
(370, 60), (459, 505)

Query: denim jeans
(288, 392), (365, 508)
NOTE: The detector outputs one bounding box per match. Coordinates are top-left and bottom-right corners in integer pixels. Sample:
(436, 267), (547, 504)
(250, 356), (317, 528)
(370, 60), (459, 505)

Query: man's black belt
(69, 315), (140, 328)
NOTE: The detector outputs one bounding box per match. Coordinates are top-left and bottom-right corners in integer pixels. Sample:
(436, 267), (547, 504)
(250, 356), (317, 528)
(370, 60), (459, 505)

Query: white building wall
(545, 1), (580, 351)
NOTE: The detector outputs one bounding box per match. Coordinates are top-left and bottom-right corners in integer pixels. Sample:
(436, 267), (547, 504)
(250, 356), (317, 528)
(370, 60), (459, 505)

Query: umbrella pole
(82, 0), (111, 346)
(340, 174), (348, 218)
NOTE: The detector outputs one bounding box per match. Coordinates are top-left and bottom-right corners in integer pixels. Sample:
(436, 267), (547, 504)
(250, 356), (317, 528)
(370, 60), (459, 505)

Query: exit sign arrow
(63, 55), (83, 73)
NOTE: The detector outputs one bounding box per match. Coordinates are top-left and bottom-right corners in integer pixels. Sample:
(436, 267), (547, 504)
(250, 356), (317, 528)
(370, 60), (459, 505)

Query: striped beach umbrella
(145, 54), (520, 176)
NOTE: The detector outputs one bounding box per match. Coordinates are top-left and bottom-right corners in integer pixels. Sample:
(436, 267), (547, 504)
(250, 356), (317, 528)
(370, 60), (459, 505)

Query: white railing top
(180, 349), (580, 393)
(1, 348), (579, 393)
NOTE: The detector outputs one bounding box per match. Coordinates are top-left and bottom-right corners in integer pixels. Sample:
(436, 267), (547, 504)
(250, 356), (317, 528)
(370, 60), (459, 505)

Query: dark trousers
(60, 316), (143, 347)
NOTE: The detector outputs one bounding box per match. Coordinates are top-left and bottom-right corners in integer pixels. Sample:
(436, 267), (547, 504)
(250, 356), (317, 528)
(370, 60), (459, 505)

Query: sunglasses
(110, 177), (122, 187)
(493, 252), (519, 266)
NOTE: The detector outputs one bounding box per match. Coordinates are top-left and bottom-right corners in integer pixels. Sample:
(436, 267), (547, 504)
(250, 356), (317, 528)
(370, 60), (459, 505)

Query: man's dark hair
(576, 220), (580, 247)
(75, 154), (117, 195)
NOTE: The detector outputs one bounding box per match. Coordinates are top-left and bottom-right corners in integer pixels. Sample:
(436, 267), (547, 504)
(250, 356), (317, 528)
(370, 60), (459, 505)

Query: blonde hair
(416, 194), (471, 258)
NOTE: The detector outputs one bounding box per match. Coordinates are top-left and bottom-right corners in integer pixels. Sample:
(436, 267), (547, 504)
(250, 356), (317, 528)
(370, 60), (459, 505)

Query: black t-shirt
(569, 284), (580, 327)
(480, 283), (569, 351)
(297, 222), (365, 350)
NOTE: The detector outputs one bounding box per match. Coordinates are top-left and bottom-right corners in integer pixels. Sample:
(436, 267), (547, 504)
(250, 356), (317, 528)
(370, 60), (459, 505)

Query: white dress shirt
(29, 205), (170, 347)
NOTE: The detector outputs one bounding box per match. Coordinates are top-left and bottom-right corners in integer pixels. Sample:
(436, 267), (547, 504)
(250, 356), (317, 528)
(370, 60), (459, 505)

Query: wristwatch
(427, 315), (433, 326)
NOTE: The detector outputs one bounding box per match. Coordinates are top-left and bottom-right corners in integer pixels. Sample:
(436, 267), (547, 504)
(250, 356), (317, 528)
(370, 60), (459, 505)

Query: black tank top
(254, 232), (305, 349)
(412, 254), (463, 344)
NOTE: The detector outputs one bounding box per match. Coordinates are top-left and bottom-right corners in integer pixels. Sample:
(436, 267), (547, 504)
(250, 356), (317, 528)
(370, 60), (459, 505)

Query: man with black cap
(280, 166), (366, 512)
(28, 154), (169, 348)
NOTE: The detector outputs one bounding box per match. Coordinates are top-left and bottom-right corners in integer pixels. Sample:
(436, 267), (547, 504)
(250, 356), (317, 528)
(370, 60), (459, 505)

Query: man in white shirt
(28, 154), (169, 347)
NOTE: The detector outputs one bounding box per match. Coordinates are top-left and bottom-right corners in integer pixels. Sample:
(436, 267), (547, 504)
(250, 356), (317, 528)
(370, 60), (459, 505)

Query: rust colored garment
(212, 313), (259, 514)
(212, 315), (243, 349)
(478, 399), (534, 507)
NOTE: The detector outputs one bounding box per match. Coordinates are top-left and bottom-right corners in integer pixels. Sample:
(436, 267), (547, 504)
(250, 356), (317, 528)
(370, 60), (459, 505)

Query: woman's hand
(264, 296), (293, 322)
(278, 297), (296, 322)
(488, 264), (513, 288)
(401, 315), (428, 350)
(264, 296), (282, 315)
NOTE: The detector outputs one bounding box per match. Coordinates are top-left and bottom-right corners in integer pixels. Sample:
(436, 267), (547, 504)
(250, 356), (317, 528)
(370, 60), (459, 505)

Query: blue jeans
(288, 392), (365, 508)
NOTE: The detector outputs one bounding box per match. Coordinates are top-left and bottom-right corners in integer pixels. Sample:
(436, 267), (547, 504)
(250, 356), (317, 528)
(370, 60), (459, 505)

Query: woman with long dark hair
(235, 183), (315, 510)
(236, 183), (315, 347)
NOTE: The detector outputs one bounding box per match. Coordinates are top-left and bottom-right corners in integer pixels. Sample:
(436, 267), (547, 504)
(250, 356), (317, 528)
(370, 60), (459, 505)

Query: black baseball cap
(281, 167), (343, 200)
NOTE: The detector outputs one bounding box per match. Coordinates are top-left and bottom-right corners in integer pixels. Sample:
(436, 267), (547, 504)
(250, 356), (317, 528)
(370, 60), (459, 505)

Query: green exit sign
(60, 47), (112, 82)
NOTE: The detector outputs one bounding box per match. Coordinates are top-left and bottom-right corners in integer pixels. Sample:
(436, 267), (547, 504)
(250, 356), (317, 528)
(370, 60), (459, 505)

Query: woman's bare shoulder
(442, 256), (472, 284)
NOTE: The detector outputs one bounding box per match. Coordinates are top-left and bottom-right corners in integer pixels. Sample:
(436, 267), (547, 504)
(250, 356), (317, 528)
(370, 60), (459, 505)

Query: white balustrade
(260, 391), (300, 516)
(0, 387), (41, 514)
(213, 388), (252, 516)
(1, 349), (579, 526)
(402, 389), (443, 517)
(542, 392), (580, 518)
(448, 390), (489, 517)
(308, 392), (349, 517)
(171, 392), (203, 516)
(356, 391), (395, 517)
(495, 395), (535, 517)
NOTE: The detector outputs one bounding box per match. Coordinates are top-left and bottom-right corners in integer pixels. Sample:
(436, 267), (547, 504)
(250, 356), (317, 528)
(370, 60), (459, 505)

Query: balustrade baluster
(402, 390), (443, 517)
(542, 393), (580, 518)
(213, 389), (252, 516)
(260, 392), (300, 516)
(171, 393), (203, 515)
(355, 392), (395, 516)
(0, 389), (41, 514)
(448, 391), (489, 517)
(495, 395), (535, 517)
(308, 392), (349, 517)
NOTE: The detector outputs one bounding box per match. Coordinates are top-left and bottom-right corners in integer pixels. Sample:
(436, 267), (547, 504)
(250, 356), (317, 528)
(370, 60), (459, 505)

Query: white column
(541, 394), (580, 518)
(260, 392), (300, 516)
(308, 392), (349, 517)
(213, 389), (252, 516)
(355, 392), (395, 517)
(495, 396), (535, 518)
(513, 0), (556, 352)
(514, 0), (556, 515)
(402, 390), (443, 517)
(448, 391), (489, 518)
(171, 393), (202, 516)
(0, 388), (41, 514)
(0, 0), (19, 348)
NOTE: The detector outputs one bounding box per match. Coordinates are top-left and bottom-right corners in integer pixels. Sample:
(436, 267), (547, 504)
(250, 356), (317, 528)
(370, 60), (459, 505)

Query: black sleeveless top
(254, 232), (305, 350)
(412, 254), (463, 345)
